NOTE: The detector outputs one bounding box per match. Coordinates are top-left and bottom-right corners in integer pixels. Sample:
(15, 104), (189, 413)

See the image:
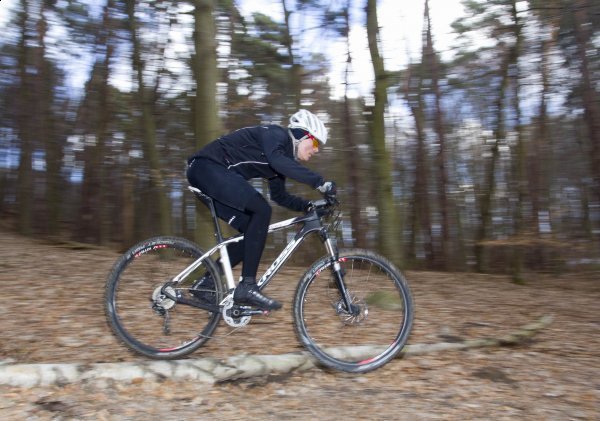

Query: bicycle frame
(173, 187), (338, 297)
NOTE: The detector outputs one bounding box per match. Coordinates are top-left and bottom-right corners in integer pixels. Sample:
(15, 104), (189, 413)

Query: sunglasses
(306, 133), (320, 150)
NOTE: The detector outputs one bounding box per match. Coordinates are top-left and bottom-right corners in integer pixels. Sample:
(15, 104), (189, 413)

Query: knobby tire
(293, 249), (414, 373)
(105, 236), (223, 359)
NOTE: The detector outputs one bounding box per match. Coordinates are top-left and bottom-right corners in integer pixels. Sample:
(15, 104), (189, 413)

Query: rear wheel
(293, 249), (413, 373)
(105, 236), (223, 359)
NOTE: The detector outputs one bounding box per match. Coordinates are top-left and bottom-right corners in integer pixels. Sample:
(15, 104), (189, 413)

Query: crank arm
(232, 306), (270, 317)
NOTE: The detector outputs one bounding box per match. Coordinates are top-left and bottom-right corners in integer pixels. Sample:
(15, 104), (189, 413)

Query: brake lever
(325, 195), (339, 206)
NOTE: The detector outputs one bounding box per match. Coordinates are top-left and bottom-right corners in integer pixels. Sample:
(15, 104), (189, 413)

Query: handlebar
(308, 195), (339, 220)
(312, 195), (338, 209)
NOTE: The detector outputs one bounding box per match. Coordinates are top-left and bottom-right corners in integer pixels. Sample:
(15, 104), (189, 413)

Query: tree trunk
(76, 2), (114, 244)
(192, 0), (221, 248)
(281, 0), (301, 112)
(475, 51), (510, 272)
(529, 35), (553, 268)
(36, 3), (63, 237)
(95, 3), (114, 245)
(408, 89), (433, 266)
(508, 0), (525, 283)
(365, 0), (403, 265)
(16, 0), (33, 236)
(121, 168), (135, 249)
(573, 0), (600, 237)
(424, 0), (451, 269)
(342, 1), (366, 247)
(126, 0), (172, 237)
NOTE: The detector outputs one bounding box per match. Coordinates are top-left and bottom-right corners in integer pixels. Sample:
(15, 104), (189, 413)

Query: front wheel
(105, 236), (223, 359)
(293, 249), (414, 373)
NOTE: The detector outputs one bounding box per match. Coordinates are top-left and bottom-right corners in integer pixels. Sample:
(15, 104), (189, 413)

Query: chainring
(221, 294), (251, 327)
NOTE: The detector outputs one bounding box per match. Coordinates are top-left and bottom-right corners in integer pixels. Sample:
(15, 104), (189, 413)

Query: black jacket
(188, 125), (324, 212)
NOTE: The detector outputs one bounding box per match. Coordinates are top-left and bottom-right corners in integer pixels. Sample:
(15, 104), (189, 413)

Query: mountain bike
(105, 186), (414, 373)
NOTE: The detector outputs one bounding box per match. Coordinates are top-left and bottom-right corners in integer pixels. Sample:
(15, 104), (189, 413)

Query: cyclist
(186, 109), (336, 311)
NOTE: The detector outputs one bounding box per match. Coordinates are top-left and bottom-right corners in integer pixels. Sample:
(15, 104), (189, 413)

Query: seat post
(207, 198), (225, 244)
(188, 186), (236, 289)
(188, 186), (225, 244)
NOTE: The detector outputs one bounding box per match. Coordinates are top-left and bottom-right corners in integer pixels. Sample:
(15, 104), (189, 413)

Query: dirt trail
(0, 229), (598, 419)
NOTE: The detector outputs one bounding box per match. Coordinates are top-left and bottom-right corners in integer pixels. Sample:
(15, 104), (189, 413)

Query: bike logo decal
(259, 238), (300, 285)
(133, 243), (169, 258)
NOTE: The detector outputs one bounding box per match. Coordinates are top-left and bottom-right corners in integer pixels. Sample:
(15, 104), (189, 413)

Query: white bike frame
(172, 187), (332, 293)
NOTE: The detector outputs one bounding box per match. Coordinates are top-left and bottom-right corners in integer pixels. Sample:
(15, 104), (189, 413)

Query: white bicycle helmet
(288, 109), (328, 145)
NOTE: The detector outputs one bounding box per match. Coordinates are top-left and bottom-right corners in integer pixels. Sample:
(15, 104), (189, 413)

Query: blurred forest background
(0, 0), (599, 279)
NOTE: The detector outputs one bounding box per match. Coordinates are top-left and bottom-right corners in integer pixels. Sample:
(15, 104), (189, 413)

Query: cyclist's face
(297, 136), (319, 161)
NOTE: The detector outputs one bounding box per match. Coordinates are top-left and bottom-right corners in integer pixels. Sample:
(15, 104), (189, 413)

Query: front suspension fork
(322, 233), (359, 316)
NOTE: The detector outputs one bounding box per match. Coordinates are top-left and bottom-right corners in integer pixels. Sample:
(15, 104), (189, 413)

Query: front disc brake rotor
(334, 296), (368, 325)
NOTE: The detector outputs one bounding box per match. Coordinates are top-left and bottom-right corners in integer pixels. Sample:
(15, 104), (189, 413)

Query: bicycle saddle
(188, 186), (213, 208)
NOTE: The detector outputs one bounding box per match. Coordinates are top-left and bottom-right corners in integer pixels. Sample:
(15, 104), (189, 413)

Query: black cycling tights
(224, 194), (272, 280)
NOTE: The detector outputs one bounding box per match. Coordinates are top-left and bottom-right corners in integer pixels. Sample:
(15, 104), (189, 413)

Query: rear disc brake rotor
(152, 284), (176, 310)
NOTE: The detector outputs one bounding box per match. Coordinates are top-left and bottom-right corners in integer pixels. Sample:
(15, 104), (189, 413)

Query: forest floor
(0, 228), (598, 420)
